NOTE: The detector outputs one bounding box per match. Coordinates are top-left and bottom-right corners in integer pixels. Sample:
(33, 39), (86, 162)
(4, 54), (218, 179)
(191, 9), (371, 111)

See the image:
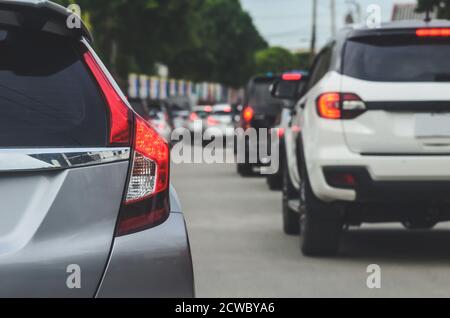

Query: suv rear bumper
(308, 147), (450, 203)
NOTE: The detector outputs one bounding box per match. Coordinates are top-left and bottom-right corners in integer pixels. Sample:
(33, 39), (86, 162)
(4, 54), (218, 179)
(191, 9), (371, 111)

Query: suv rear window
(0, 29), (108, 147)
(343, 35), (450, 82)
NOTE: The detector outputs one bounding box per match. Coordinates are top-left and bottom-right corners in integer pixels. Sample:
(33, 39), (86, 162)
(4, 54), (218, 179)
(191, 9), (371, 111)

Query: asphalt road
(172, 147), (450, 298)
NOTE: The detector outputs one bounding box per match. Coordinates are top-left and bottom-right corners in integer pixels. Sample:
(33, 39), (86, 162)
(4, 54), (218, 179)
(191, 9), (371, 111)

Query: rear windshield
(343, 36), (450, 82)
(247, 79), (284, 109)
(0, 29), (108, 147)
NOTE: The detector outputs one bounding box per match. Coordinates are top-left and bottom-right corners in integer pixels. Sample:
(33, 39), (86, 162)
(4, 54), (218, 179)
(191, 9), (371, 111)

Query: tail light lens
(316, 93), (366, 119)
(118, 114), (170, 236)
(325, 171), (357, 189)
(83, 51), (132, 146)
(83, 48), (170, 237)
(243, 106), (254, 123)
(189, 112), (199, 121)
(207, 116), (220, 126)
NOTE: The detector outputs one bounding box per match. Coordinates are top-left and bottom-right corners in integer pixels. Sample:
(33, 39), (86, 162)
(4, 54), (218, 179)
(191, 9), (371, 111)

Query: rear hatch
(0, 26), (129, 297)
(246, 77), (283, 128)
(341, 31), (450, 155)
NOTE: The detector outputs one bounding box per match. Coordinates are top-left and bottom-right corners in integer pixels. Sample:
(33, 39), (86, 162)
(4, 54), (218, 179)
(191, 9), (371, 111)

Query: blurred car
(172, 109), (190, 130)
(147, 100), (173, 143)
(185, 105), (213, 137)
(0, 0), (194, 297)
(266, 72), (308, 191)
(204, 104), (235, 142)
(275, 20), (450, 257)
(236, 75), (285, 176)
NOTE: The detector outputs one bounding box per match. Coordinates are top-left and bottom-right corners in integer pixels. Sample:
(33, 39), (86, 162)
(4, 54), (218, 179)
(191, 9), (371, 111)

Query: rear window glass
(247, 79), (284, 109)
(0, 29), (108, 147)
(343, 36), (450, 82)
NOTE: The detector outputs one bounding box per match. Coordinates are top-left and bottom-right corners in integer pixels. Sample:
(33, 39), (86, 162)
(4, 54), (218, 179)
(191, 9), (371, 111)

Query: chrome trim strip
(0, 148), (130, 172)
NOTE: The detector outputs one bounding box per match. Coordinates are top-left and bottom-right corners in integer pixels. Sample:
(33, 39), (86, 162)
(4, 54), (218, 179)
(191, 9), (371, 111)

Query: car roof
(350, 19), (450, 31)
(0, 0), (93, 42)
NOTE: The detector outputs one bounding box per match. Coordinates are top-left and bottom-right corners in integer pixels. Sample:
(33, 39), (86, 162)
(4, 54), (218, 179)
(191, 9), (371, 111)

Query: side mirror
(271, 73), (307, 101)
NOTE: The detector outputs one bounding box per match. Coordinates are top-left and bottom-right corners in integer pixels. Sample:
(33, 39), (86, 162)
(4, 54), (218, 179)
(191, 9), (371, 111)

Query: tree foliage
(53, 0), (291, 87)
(417, 0), (450, 19)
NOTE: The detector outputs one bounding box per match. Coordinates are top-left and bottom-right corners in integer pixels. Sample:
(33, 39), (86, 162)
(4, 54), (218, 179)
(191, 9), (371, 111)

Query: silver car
(0, 0), (194, 298)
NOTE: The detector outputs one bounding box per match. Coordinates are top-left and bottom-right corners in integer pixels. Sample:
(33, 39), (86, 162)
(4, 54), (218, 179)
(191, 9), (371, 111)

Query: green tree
(254, 47), (297, 75)
(417, 0), (450, 18)
(54, 0), (267, 87)
(167, 0), (267, 87)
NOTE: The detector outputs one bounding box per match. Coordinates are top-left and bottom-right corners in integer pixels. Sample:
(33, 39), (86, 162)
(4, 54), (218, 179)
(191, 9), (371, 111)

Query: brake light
(83, 47), (170, 237)
(243, 106), (254, 123)
(316, 93), (366, 119)
(282, 73), (303, 81)
(207, 116), (220, 126)
(277, 128), (285, 138)
(224, 106), (232, 113)
(416, 28), (450, 37)
(83, 51), (132, 146)
(317, 93), (341, 119)
(205, 106), (213, 113)
(189, 112), (199, 121)
(118, 116), (170, 236)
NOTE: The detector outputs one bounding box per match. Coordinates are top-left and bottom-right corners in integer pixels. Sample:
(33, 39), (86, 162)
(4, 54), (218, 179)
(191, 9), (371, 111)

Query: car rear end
(308, 22), (450, 223)
(204, 104), (235, 141)
(0, 0), (193, 298)
(237, 76), (283, 175)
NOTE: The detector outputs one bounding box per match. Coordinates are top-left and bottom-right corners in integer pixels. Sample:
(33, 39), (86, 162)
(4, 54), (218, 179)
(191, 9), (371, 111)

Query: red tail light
(416, 28), (450, 37)
(243, 106), (254, 123)
(83, 48), (170, 236)
(189, 112), (199, 121)
(277, 127), (285, 138)
(207, 116), (220, 126)
(83, 51), (132, 146)
(282, 73), (303, 81)
(317, 93), (341, 119)
(317, 93), (366, 120)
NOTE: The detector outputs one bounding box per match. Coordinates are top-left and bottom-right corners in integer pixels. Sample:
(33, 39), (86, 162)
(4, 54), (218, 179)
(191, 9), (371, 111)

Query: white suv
(275, 21), (450, 256)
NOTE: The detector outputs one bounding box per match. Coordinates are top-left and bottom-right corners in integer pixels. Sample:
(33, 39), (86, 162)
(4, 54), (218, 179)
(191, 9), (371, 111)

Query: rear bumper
(323, 166), (450, 203)
(96, 187), (194, 298)
(308, 145), (450, 202)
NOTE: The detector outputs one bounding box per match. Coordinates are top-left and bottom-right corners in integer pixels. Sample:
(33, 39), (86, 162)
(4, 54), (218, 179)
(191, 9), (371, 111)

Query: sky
(240, 0), (412, 51)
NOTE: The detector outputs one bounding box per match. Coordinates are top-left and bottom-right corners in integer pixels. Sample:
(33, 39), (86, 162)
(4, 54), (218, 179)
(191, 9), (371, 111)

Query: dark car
(236, 75), (285, 176)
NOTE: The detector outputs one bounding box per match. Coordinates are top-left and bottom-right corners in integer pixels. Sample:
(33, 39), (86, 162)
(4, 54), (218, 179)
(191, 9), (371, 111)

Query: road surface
(172, 147), (450, 298)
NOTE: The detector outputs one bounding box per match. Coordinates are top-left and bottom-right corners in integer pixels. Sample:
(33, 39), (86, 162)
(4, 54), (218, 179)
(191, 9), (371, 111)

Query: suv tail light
(83, 48), (170, 236)
(243, 106), (254, 123)
(316, 93), (366, 119)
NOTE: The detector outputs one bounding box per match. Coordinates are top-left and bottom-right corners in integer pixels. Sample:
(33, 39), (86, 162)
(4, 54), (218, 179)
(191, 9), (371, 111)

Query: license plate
(415, 113), (450, 138)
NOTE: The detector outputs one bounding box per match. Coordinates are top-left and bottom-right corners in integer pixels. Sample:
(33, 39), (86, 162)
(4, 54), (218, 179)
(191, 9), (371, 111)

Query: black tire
(267, 172), (282, 191)
(282, 161), (300, 235)
(299, 160), (342, 257)
(402, 220), (437, 230)
(237, 163), (253, 176)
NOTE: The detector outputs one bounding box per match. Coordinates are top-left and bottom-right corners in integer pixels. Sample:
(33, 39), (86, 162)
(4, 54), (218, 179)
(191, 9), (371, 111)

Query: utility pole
(330, 0), (337, 37)
(310, 0), (318, 64)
